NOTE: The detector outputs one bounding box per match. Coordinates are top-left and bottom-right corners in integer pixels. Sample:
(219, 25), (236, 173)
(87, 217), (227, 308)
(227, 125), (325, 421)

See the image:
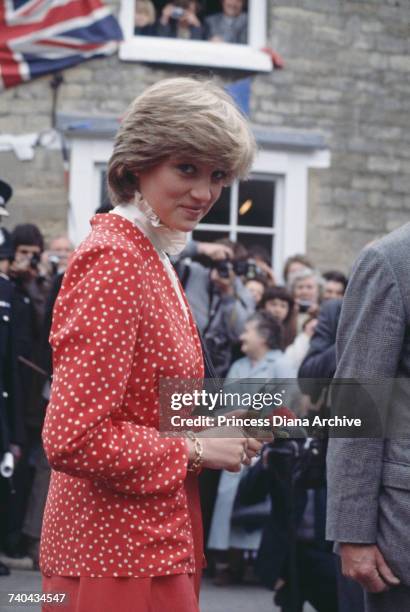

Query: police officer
(0, 180), (23, 575)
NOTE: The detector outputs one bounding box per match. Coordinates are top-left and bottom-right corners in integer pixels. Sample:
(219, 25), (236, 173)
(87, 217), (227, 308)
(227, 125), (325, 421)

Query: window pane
(137, 1), (249, 45)
(200, 186), (231, 225)
(192, 229), (230, 243)
(237, 178), (275, 227)
(236, 232), (274, 261)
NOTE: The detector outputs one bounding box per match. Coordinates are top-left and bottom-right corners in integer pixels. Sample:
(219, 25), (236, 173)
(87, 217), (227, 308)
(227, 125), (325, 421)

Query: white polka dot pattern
(40, 213), (204, 579)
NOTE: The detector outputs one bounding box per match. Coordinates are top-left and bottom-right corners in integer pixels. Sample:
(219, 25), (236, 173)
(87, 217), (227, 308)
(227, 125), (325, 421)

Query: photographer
(174, 239), (255, 377)
(9, 224), (51, 333)
(158, 1), (204, 40)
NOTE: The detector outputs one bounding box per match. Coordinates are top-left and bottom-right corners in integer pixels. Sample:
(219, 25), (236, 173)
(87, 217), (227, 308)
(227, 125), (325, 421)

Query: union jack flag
(0, 0), (123, 90)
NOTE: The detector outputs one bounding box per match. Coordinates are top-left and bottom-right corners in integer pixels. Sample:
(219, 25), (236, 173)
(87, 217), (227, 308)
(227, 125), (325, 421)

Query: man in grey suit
(326, 224), (410, 611)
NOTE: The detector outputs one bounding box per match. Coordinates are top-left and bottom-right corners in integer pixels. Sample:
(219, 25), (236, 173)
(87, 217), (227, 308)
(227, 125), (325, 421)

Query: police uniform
(0, 181), (22, 461)
(0, 270), (22, 457)
(0, 181), (24, 573)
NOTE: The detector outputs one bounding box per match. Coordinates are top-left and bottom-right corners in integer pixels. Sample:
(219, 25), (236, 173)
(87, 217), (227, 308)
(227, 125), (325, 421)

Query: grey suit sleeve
(326, 246), (406, 543)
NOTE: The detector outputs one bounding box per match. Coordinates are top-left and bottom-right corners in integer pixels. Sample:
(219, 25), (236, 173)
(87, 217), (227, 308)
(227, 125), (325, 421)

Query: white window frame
(192, 172), (279, 262)
(118, 0), (272, 72)
(67, 138), (330, 281)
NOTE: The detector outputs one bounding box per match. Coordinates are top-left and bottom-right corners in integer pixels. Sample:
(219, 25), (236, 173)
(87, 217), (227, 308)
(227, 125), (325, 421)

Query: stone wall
(263, 0), (410, 270)
(1, 0), (409, 272)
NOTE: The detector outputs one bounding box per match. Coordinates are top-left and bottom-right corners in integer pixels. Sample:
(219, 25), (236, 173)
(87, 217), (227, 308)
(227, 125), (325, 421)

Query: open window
(119, 0), (272, 71)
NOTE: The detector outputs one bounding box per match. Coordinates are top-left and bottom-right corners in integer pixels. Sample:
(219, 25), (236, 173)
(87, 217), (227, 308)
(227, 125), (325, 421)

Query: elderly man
(326, 223), (410, 611)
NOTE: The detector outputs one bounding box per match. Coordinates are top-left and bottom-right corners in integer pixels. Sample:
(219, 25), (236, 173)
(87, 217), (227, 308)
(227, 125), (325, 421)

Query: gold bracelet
(186, 431), (203, 473)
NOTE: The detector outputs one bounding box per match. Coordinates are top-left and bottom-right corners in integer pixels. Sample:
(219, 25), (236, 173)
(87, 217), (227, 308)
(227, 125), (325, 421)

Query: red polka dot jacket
(40, 213), (204, 578)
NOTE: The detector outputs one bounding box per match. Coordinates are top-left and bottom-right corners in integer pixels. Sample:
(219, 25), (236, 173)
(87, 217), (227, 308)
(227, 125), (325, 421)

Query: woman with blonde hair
(134, 0), (157, 35)
(40, 77), (264, 612)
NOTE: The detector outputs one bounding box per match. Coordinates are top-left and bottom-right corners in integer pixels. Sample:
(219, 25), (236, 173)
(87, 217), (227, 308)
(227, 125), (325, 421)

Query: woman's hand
(186, 426), (270, 472)
(202, 434), (251, 472)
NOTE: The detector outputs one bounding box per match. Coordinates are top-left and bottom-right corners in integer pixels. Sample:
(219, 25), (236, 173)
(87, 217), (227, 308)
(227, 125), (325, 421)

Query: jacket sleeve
(42, 242), (189, 497)
(298, 300), (340, 401)
(326, 246), (405, 543)
(220, 279), (255, 342)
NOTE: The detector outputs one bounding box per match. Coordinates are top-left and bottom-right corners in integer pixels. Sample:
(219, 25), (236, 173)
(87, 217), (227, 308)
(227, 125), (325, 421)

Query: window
(192, 174), (277, 261)
(119, 0), (272, 71)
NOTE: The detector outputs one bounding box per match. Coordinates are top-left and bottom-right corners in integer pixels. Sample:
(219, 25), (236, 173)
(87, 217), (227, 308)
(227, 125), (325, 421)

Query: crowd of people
(2, 72), (405, 612)
(0, 169), (355, 610)
(0, 179), (74, 576)
(173, 238), (354, 611)
(134, 0), (248, 44)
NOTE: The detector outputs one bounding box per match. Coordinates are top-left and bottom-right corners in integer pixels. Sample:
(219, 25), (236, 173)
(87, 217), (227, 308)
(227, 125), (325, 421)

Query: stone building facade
(1, 0), (409, 274)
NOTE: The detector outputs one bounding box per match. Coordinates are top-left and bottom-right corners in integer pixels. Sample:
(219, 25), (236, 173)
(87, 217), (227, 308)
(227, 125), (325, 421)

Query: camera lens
(215, 260), (231, 278)
(30, 253), (40, 269)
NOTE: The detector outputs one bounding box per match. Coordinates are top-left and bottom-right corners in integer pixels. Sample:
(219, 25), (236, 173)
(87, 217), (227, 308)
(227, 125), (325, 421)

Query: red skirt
(42, 573), (199, 612)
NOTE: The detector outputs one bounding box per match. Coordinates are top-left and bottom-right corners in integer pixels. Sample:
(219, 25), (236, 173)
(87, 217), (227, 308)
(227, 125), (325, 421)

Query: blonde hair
(135, 0), (156, 24)
(107, 77), (256, 205)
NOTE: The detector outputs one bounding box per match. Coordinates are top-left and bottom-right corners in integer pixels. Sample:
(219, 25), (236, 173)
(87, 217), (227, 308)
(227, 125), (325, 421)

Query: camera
(214, 259), (233, 279)
(30, 253), (41, 270)
(298, 299), (312, 313)
(170, 7), (185, 19)
(237, 259), (260, 280)
(213, 258), (261, 280)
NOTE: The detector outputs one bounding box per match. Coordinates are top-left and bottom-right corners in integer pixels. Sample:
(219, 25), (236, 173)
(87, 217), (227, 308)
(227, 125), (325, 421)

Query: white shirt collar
(110, 192), (188, 256)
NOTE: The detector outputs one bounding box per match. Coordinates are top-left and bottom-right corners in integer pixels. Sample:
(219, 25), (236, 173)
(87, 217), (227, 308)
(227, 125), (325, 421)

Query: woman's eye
(178, 164), (196, 175)
(212, 170), (228, 182)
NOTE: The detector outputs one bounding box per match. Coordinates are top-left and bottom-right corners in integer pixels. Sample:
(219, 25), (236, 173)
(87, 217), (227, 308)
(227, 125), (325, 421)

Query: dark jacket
(0, 274), (24, 454)
(134, 24), (157, 36)
(298, 299), (343, 403)
(12, 275), (50, 430)
(238, 453), (329, 588)
(41, 272), (64, 376)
